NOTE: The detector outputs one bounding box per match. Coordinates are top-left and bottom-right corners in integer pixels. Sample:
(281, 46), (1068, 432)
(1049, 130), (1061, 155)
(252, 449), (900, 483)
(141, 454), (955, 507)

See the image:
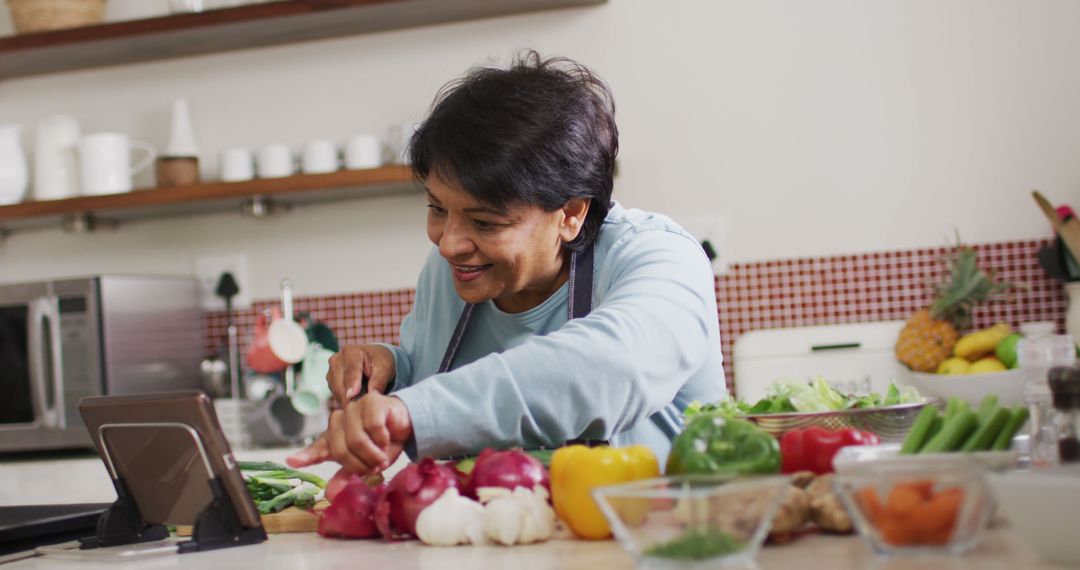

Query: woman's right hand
(327, 344), (396, 410)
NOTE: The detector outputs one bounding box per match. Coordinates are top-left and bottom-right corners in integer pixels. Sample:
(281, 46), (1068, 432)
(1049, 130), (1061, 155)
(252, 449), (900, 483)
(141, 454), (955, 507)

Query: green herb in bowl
(644, 528), (745, 560)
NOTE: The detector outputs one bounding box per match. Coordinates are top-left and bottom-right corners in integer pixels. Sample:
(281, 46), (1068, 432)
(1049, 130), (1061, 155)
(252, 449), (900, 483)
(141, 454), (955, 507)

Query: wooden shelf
(0, 0), (606, 79)
(0, 165), (419, 233)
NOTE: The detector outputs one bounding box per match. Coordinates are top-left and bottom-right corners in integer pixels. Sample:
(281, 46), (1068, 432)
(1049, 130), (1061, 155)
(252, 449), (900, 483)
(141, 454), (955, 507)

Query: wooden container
(155, 156), (200, 187)
(7, 0), (106, 34)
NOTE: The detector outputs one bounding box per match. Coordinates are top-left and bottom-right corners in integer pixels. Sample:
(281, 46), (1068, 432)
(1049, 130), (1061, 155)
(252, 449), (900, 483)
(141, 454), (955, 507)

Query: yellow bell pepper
(550, 445), (660, 540)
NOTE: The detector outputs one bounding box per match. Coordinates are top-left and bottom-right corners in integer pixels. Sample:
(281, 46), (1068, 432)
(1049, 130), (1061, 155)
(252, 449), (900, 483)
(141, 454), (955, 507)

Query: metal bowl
(742, 400), (936, 442)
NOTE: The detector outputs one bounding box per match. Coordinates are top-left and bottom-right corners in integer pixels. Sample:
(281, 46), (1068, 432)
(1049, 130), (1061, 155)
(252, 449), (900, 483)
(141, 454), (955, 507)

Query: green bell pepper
(665, 415), (781, 475)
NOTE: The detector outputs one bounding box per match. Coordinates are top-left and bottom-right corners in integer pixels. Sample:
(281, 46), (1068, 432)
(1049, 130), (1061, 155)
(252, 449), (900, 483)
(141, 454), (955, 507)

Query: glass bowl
(833, 463), (995, 556)
(591, 475), (789, 568)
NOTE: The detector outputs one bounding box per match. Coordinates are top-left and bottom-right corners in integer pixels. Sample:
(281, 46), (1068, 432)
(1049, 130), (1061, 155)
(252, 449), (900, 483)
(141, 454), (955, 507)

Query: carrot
(886, 486), (923, 517)
(856, 487), (884, 525)
(876, 484), (964, 546)
(894, 480), (934, 501)
(880, 518), (918, 546)
(921, 525), (954, 545)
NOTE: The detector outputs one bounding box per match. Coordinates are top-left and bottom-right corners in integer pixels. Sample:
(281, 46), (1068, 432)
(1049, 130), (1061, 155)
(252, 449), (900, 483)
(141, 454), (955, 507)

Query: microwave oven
(0, 276), (204, 452)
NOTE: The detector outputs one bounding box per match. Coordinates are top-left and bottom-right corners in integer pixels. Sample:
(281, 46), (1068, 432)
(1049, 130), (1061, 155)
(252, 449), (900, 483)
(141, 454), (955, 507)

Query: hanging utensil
(1033, 190), (1080, 262)
(271, 278), (307, 396)
(215, 271), (241, 398)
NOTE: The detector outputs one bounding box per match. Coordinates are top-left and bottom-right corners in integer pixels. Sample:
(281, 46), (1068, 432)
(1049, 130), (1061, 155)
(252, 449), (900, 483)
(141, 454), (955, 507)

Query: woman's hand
(327, 344), (396, 409)
(286, 392), (413, 474)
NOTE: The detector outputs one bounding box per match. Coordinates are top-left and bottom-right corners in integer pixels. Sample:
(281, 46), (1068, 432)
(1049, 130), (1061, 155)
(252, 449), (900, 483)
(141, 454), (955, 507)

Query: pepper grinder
(1049, 365), (1080, 464)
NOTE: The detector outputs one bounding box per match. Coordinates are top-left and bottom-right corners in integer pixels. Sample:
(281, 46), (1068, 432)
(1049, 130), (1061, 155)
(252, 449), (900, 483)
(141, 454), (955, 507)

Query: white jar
(0, 125), (29, 205)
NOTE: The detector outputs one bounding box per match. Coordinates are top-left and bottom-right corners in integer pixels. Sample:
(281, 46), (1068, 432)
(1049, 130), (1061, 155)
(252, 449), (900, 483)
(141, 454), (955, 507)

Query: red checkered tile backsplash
(204, 238), (1069, 394)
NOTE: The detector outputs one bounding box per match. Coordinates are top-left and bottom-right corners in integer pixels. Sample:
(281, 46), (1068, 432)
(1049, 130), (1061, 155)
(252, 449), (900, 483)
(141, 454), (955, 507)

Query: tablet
(78, 391), (261, 530)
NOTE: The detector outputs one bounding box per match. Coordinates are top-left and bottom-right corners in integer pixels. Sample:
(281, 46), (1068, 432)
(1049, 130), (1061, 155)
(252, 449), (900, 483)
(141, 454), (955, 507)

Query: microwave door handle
(27, 297), (63, 429)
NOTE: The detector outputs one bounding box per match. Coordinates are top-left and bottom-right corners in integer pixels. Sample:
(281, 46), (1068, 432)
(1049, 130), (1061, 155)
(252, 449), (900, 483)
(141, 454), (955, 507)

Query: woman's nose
(438, 216), (474, 259)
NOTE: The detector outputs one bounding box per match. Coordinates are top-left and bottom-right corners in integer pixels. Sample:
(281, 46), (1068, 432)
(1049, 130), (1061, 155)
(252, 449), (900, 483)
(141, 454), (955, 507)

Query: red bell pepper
(779, 427), (880, 475)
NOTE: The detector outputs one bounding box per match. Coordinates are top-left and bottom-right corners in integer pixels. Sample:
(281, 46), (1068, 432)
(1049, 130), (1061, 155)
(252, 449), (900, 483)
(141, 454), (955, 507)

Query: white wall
(2, 0), (1080, 301)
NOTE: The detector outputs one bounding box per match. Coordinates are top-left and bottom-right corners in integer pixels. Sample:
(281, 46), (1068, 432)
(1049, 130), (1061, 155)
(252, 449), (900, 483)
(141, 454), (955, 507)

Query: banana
(953, 322), (1012, 360)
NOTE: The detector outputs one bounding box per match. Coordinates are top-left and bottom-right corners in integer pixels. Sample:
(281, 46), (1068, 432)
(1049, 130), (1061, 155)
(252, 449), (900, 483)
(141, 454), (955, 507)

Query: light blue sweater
(386, 202), (727, 464)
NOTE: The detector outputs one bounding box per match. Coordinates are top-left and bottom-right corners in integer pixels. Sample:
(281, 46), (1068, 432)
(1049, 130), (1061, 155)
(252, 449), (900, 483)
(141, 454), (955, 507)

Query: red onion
(318, 480), (383, 539)
(375, 458), (460, 540)
(467, 449), (549, 496)
(326, 468), (368, 503)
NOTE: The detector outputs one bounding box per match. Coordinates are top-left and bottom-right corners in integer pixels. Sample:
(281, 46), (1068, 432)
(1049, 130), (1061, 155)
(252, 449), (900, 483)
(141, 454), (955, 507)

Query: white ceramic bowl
(987, 466), (1080, 566)
(902, 369), (1026, 407)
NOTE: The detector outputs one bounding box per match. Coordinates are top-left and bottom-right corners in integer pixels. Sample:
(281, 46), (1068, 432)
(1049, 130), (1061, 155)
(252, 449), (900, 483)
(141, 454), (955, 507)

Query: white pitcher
(0, 125), (29, 206)
(33, 115), (81, 201)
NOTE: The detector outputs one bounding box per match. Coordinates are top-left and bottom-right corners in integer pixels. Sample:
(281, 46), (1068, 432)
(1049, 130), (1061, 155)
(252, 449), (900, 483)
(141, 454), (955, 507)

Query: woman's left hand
(326, 391), (414, 474)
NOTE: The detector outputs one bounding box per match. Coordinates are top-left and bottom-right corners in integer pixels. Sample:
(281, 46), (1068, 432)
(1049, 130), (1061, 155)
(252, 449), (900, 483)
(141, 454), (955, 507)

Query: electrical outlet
(194, 254), (252, 310)
(676, 215), (729, 275)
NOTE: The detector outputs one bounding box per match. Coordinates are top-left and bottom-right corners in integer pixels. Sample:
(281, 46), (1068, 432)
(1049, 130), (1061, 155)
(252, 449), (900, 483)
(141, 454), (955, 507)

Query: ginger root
(769, 485), (811, 539)
(805, 474), (853, 534)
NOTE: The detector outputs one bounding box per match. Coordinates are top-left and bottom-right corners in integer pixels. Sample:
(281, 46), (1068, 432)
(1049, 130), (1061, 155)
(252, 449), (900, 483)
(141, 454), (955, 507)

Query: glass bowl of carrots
(833, 463), (994, 556)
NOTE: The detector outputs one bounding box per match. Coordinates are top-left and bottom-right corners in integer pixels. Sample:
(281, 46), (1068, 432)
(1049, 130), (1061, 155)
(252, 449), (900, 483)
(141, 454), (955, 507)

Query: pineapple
(895, 244), (1014, 372)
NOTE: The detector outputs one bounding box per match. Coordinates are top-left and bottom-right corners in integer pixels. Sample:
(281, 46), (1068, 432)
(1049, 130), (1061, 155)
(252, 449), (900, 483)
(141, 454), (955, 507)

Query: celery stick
(962, 408), (1009, 452)
(901, 405), (939, 455)
(922, 409), (978, 453)
(991, 407), (1031, 451)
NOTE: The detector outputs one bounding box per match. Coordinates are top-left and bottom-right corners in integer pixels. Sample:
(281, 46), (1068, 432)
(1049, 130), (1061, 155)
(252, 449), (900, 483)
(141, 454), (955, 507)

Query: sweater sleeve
(392, 229), (718, 459)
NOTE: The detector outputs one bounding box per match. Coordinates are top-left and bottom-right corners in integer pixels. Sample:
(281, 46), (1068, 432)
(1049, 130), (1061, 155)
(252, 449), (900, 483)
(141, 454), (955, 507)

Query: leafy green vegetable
(237, 461), (327, 488)
(789, 376), (847, 412)
(685, 379), (924, 418)
(256, 483), (319, 514)
(644, 529), (745, 560)
(239, 461), (326, 514)
(684, 398), (752, 419)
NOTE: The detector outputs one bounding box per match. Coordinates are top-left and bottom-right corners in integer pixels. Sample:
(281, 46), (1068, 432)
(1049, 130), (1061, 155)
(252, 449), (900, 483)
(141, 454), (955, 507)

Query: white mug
(343, 134), (381, 169)
(256, 144), (294, 178)
(300, 139), (339, 174)
(78, 133), (156, 196)
(33, 115), (81, 201)
(220, 147), (254, 182)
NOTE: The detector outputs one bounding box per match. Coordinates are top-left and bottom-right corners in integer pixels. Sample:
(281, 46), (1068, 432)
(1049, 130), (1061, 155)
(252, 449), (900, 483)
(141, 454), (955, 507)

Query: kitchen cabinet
(0, 165), (417, 234)
(0, 0), (607, 80)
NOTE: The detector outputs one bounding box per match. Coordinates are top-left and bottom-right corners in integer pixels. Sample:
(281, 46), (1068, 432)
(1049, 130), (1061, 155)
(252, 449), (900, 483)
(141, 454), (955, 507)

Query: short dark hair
(409, 50), (618, 251)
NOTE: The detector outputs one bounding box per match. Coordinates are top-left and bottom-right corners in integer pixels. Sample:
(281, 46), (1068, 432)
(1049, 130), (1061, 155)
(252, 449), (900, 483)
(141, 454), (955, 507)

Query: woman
(288, 52), (726, 475)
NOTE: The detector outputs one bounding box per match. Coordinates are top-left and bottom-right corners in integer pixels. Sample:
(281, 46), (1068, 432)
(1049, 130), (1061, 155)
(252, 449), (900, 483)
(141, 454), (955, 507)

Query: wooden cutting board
(176, 500), (329, 536)
(261, 500), (329, 533)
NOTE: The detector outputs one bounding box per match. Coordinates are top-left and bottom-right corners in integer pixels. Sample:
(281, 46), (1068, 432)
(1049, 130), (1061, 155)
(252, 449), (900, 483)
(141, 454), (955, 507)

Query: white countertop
(0, 447), (352, 507)
(1, 528), (1068, 570)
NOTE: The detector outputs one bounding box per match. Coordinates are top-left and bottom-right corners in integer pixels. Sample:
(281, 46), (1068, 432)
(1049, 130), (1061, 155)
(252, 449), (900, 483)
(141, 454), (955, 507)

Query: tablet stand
(79, 422), (266, 553)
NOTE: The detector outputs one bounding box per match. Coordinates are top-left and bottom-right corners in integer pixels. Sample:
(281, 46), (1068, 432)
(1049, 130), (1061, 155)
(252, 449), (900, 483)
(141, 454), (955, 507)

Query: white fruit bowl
(902, 369), (1026, 407)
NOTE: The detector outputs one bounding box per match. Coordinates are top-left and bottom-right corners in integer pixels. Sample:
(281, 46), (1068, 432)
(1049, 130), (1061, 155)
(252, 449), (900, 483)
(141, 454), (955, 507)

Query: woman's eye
(427, 204), (447, 216)
(472, 220), (496, 231)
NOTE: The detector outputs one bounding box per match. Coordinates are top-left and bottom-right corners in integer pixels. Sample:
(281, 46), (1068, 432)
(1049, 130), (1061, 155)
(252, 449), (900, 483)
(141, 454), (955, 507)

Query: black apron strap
(439, 244), (595, 373)
(567, 243), (595, 320)
(437, 242), (608, 453)
(438, 302), (475, 374)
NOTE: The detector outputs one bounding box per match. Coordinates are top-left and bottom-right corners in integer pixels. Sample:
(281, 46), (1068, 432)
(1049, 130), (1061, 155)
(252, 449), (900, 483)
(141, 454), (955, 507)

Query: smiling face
(425, 175), (589, 313)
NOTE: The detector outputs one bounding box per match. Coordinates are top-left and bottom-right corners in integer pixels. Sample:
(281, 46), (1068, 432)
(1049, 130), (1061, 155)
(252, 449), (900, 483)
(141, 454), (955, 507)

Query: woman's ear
(559, 198), (591, 242)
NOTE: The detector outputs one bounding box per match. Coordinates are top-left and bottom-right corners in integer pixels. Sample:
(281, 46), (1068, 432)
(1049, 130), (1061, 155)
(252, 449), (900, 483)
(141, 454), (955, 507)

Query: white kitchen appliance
(733, 320), (908, 403)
